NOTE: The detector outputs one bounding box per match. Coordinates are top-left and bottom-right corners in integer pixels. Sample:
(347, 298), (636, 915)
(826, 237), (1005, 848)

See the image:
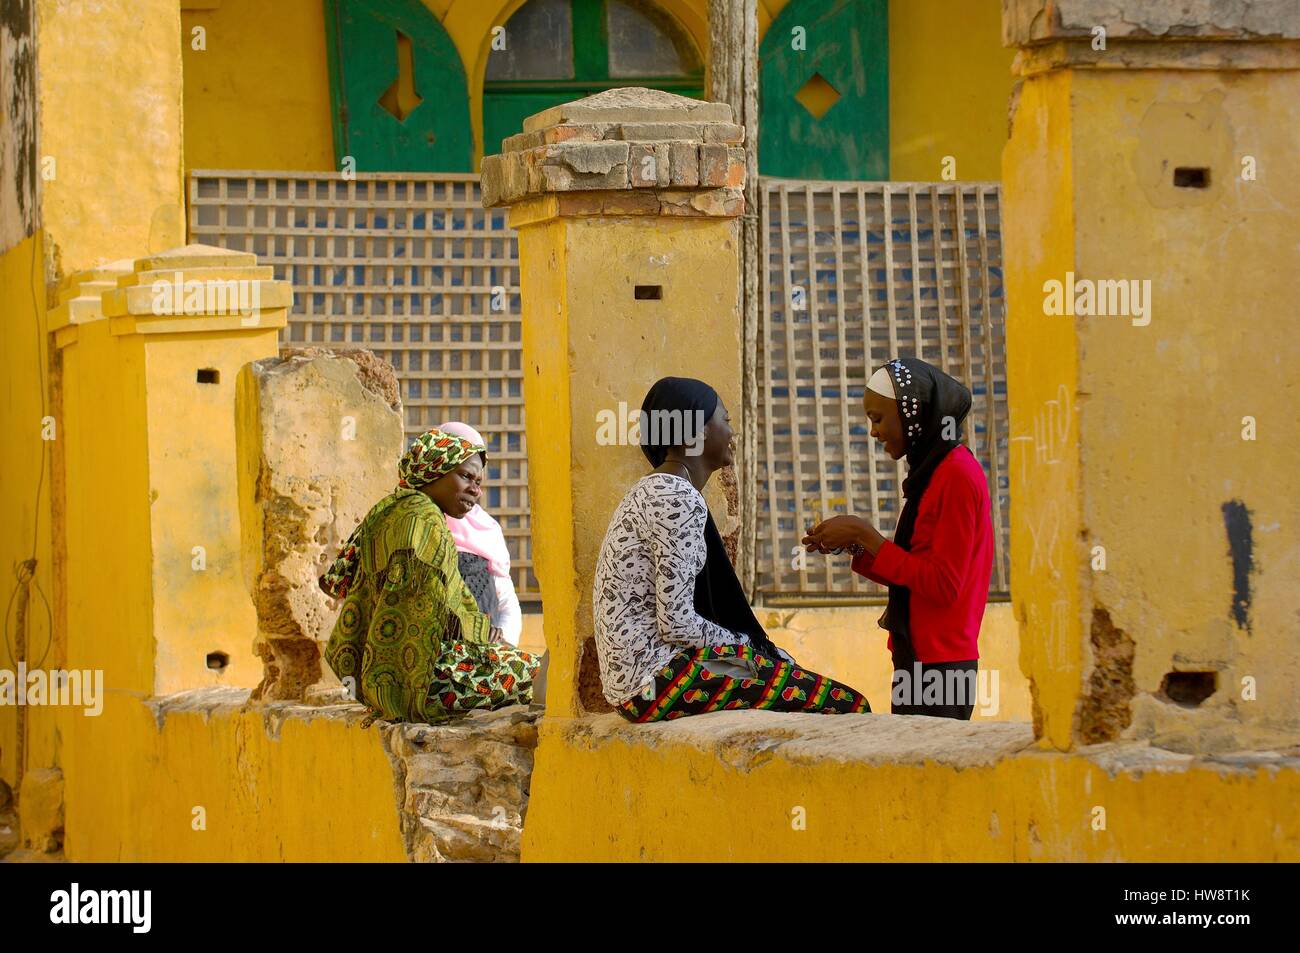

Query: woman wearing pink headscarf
(435, 421), (523, 645)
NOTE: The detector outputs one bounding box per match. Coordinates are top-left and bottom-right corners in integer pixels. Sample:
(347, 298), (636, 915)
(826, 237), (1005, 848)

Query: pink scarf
(436, 421), (512, 578)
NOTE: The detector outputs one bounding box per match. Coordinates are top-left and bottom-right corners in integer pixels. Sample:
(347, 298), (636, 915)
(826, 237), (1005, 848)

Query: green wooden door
(324, 0), (473, 172)
(760, 0), (889, 180)
(483, 0), (704, 157)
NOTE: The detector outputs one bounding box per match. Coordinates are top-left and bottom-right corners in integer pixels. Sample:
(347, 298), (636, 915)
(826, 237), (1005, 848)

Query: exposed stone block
(617, 121), (705, 141)
(551, 140), (630, 175)
(699, 143), (730, 187)
(596, 191), (662, 216)
(479, 154), (506, 208)
(239, 348), (405, 701)
(523, 86), (732, 132)
(627, 143), (658, 187)
(381, 707), (542, 862)
(704, 122), (746, 144)
(668, 141), (700, 187)
(690, 189), (745, 217)
(544, 122), (612, 144)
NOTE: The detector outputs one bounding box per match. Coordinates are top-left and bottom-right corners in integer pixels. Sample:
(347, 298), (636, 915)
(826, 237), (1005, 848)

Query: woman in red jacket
(801, 358), (993, 720)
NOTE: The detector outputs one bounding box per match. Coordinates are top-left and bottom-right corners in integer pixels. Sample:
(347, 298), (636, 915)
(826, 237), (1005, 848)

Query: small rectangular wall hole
(634, 285), (662, 300)
(197, 368), (220, 384)
(1173, 167), (1210, 189)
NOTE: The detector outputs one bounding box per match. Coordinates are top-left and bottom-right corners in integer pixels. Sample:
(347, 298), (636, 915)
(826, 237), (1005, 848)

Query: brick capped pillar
(481, 87), (748, 717)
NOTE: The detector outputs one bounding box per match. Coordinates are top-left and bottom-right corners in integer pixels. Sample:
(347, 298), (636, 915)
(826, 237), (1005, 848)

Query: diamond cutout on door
(794, 72), (841, 120)
(379, 31), (423, 122)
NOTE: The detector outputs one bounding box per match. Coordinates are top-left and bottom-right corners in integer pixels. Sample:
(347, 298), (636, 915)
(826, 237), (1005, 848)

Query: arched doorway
(483, 0), (704, 155)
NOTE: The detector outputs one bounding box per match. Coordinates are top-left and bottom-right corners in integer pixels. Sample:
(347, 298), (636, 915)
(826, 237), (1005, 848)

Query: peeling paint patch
(1, 0), (38, 252)
(1221, 499), (1253, 633)
(1077, 607), (1135, 744)
(578, 636), (613, 714)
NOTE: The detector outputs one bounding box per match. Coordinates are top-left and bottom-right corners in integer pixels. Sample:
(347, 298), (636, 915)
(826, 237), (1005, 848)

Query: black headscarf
(639, 377), (783, 658)
(875, 358), (973, 664)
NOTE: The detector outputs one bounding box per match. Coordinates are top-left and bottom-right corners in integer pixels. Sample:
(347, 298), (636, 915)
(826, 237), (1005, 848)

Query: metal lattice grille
(187, 170), (538, 604)
(758, 179), (1009, 601)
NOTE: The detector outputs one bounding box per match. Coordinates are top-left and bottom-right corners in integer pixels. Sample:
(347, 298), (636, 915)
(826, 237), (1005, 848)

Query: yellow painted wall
(177, 0), (715, 172)
(38, 0), (185, 273)
(761, 602), (1028, 721)
(5, 0), (187, 790)
(61, 693), (406, 861)
(182, 0), (336, 172)
(178, 0), (1013, 181)
(521, 712), (1300, 861)
(144, 331), (283, 692)
(885, 0), (1013, 181)
(1004, 65), (1300, 753)
(1069, 70), (1300, 752)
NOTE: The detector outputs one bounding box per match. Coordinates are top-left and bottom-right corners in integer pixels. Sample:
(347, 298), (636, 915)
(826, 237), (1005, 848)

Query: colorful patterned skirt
(617, 643), (870, 723)
(425, 640), (539, 721)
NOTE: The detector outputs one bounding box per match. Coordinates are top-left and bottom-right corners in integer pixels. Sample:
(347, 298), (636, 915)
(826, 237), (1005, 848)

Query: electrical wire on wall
(3, 236), (55, 796)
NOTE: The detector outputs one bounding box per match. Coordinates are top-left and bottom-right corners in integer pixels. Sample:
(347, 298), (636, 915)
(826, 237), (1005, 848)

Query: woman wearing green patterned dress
(318, 429), (540, 723)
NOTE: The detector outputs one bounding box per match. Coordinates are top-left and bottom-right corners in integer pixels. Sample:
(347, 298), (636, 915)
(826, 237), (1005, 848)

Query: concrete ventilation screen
(188, 171), (540, 605)
(757, 180), (1010, 601)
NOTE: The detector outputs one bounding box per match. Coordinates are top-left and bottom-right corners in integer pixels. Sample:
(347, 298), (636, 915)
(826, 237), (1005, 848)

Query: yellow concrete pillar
(49, 244), (291, 697)
(481, 88), (748, 716)
(1002, 1), (1300, 751)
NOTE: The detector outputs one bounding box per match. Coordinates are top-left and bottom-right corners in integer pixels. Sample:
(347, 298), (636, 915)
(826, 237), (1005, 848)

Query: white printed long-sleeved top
(592, 473), (748, 705)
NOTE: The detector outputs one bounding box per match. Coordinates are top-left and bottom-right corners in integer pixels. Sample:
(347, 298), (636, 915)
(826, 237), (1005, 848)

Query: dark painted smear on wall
(1, 0), (39, 251)
(1221, 499), (1253, 633)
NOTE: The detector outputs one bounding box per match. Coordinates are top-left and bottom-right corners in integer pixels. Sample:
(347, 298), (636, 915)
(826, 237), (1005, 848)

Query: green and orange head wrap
(396, 428), (486, 490)
(318, 429), (486, 599)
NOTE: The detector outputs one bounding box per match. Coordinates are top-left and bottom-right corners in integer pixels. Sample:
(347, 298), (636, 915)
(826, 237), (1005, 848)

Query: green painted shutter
(324, 0), (473, 172)
(759, 0), (888, 180)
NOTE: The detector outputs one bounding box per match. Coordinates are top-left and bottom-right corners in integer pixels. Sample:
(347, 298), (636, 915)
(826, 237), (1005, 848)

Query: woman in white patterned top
(592, 377), (871, 722)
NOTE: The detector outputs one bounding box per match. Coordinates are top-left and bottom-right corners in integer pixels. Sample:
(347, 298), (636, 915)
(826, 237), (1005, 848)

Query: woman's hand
(801, 515), (884, 555)
(489, 626), (507, 644)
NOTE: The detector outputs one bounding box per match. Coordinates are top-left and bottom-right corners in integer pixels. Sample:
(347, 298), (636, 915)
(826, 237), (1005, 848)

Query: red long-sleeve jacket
(850, 445), (993, 662)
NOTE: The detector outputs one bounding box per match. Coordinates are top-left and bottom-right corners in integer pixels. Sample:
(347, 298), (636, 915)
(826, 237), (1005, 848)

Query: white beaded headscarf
(882, 359), (922, 441)
(866, 366), (896, 400)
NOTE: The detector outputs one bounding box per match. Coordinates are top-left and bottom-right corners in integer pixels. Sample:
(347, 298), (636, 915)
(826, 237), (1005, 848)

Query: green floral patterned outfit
(319, 431), (538, 723)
